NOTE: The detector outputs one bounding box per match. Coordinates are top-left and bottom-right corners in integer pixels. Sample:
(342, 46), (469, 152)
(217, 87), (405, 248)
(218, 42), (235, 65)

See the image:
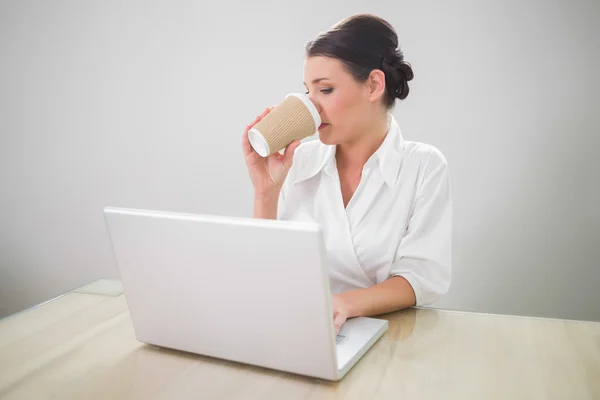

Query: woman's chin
(318, 132), (336, 146)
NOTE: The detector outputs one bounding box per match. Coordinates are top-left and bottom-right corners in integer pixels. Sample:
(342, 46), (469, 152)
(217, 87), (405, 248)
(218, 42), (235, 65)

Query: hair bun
(382, 49), (414, 101)
(394, 60), (413, 100)
(396, 60), (414, 82)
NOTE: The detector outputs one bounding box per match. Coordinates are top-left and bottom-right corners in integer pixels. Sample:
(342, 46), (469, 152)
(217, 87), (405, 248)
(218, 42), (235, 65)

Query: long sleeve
(389, 148), (452, 306)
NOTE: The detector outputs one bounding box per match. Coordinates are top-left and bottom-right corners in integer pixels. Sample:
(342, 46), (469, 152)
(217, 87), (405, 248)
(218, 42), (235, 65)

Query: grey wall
(1, 0), (599, 321)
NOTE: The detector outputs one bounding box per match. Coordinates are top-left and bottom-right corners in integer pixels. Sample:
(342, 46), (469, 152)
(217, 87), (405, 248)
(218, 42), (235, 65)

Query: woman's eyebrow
(303, 78), (330, 85)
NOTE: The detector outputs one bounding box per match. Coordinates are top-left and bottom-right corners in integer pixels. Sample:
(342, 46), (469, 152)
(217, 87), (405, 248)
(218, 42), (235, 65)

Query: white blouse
(277, 115), (452, 306)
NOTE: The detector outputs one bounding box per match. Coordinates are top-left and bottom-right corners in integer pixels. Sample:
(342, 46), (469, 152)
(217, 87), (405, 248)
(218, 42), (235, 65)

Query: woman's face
(303, 56), (383, 146)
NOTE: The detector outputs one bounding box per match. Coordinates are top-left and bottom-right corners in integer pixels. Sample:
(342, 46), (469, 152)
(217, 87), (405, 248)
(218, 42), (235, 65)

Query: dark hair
(305, 14), (414, 108)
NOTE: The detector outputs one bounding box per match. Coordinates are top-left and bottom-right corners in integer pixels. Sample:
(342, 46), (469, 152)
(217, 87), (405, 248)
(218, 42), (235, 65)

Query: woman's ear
(367, 69), (386, 104)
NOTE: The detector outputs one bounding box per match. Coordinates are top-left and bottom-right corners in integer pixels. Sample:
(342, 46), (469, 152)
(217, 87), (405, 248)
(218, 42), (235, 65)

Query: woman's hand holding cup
(242, 107), (301, 196)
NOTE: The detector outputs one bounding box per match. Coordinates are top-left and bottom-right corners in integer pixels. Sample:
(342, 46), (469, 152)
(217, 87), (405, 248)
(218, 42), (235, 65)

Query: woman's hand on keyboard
(332, 294), (351, 335)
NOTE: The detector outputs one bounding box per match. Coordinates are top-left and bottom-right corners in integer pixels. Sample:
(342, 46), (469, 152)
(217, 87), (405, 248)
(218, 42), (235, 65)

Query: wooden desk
(1, 280), (599, 399)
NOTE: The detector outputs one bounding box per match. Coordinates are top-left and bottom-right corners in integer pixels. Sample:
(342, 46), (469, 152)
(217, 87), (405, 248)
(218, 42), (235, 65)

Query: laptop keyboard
(336, 335), (345, 344)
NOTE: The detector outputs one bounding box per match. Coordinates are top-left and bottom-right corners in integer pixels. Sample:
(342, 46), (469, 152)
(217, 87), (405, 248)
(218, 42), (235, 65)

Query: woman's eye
(305, 88), (333, 95)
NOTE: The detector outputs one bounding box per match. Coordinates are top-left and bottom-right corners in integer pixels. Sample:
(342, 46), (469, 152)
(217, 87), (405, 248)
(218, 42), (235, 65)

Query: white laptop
(103, 206), (388, 381)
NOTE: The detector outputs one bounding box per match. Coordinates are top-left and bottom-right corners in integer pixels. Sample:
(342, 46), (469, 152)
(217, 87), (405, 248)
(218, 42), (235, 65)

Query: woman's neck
(335, 113), (388, 171)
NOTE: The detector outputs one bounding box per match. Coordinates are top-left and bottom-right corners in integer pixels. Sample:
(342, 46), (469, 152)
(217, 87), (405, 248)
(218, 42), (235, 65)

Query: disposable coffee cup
(248, 93), (321, 157)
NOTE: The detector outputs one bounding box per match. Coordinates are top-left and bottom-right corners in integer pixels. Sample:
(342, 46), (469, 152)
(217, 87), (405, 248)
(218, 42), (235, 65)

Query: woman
(242, 14), (452, 334)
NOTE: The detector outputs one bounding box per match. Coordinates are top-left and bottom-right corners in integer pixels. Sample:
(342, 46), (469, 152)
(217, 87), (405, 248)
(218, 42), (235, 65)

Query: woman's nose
(308, 94), (322, 114)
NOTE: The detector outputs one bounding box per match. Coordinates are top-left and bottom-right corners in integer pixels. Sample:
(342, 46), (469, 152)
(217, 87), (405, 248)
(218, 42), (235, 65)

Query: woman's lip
(318, 123), (330, 130)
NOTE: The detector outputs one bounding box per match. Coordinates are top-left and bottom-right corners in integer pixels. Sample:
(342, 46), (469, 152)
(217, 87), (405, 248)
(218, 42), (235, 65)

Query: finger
(245, 108), (270, 134)
(281, 140), (301, 169)
(260, 107), (271, 118)
(334, 313), (346, 335)
(246, 151), (263, 166)
(243, 110), (268, 156)
(243, 137), (264, 166)
(242, 107), (275, 157)
(242, 125), (255, 156)
(242, 128), (265, 165)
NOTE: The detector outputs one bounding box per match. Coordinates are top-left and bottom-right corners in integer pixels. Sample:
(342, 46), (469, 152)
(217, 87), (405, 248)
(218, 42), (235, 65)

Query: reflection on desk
(0, 280), (599, 400)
